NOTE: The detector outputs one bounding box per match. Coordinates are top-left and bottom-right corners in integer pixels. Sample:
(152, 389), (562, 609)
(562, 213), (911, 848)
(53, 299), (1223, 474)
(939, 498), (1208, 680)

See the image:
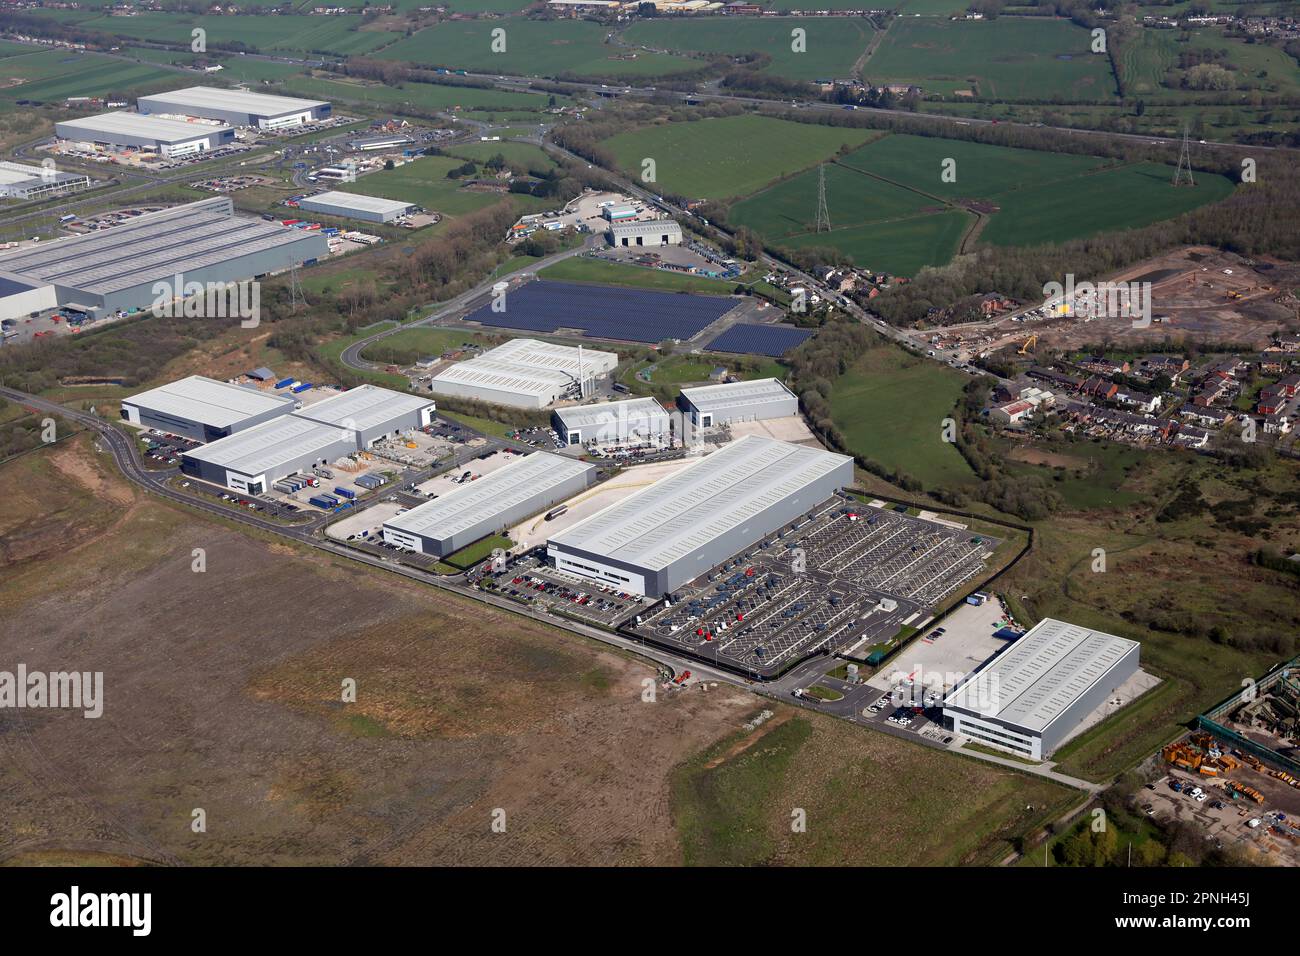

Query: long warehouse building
(428, 338), (618, 409)
(293, 383), (435, 446)
(137, 86), (331, 129)
(677, 378), (798, 428)
(178, 383), (433, 492)
(547, 435), (853, 597)
(55, 111), (235, 157)
(179, 414), (356, 496)
(0, 197), (327, 322)
(0, 160), (90, 200)
(942, 618), (1141, 760)
(295, 191), (417, 224)
(552, 397), (671, 447)
(121, 374), (297, 442)
(384, 452), (595, 557)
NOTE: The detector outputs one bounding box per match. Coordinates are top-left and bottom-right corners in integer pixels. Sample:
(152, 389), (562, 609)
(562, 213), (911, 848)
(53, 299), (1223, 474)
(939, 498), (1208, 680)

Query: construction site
(924, 246), (1300, 360)
(1149, 656), (1300, 865)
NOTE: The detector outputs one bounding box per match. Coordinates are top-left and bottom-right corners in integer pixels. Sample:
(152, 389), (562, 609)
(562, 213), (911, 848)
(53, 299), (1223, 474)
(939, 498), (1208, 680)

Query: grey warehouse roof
(554, 397), (670, 430)
(430, 338), (618, 401)
(679, 377), (796, 413)
(387, 452), (594, 540)
(608, 219), (682, 238)
(124, 375), (294, 428)
(549, 435), (852, 572)
(0, 199), (321, 296)
(57, 111), (232, 143)
(294, 384), (432, 432)
(943, 618), (1140, 734)
(298, 191), (416, 215)
(140, 86), (327, 118)
(182, 415), (351, 476)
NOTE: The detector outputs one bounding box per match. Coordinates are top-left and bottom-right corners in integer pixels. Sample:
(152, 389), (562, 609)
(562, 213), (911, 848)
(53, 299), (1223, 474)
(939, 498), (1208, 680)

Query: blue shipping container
(274, 378), (294, 389)
(291, 382), (313, 393)
(334, 487), (356, 500)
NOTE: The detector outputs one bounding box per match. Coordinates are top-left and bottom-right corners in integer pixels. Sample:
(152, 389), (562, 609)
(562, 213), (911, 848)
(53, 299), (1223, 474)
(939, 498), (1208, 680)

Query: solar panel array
(706, 323), (812, 357)
(466, 279), (737, 343)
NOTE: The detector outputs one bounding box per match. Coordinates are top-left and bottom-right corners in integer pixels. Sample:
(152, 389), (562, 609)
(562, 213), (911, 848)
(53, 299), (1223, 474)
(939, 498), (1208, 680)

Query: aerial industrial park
(0, 0), (1296, 919)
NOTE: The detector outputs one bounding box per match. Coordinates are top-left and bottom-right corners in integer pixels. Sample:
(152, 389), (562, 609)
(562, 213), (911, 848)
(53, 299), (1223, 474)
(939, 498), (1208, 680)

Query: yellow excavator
(1018, 334), (1038, 355)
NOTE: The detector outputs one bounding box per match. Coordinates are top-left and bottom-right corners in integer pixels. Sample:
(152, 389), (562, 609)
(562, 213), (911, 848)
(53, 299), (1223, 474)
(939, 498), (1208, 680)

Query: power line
(1172, 126), (1196, 187)
(814, 163), (831, 233)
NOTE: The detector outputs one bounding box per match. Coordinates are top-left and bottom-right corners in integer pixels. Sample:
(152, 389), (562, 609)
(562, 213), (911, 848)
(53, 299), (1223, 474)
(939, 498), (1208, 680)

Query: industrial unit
(293, 383), (435, 446)
(942, 618), (1142, 760)
(54, 111), (235, 157)
(0, 197), (327, 322)
(607, 219), (682, 247)
(121, 375), (297, 442)
(177, 383), (435, 491)
(427, 338), (619, 409)
(546, 435), (854, 597)
(0, 160), (91, 200)
(677, 378), (799, 428)
(295, 191), (417, 224)
(383, 452), (595, 557)
(137, 87), (331, 129)
(601, 205), (637, 222)
(179, 414), (356, 496)
(552, 397), (672, 447)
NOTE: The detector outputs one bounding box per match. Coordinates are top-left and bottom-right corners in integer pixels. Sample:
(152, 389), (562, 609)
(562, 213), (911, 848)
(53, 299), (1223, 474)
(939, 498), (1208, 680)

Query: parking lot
(477, 548), (647, 628)
(628, 493), (997, 678)
(865, 598), (1012, 694)
(137, 430), (201, 469)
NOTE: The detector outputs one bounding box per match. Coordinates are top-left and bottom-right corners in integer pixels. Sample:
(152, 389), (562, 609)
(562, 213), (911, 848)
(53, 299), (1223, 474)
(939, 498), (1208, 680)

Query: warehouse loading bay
(626, 494), (1000, 680)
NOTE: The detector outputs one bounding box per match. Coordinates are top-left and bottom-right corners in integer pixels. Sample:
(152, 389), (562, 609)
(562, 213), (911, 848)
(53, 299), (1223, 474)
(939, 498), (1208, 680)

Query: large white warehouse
(121, 374), (296, 442)
(293, 384), (435, 446)
(552, 397), (671, 447)
(179, 414), (356, 496)
(943, 618), (1141, 760)
(137, 86), (331, 130)
(677, 378), (798, 428)
(55, 111), (235, 157)
(383, 452), (595, 557)
(547, 435), (853, 597)
(428, 338), (618, 409)
(179, 383), (433, 492)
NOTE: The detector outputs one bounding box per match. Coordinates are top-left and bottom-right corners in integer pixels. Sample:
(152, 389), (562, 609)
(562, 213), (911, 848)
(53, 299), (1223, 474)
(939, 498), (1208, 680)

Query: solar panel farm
(463, 279), (742, 343)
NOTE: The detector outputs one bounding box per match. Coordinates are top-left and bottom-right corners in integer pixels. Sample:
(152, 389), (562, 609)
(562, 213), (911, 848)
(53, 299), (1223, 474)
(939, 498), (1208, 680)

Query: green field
(379, 19), (698, 78)
(538, 256), (740, 294)
(730, 155), (933, 238)
(72, 12), (394, 56)
(978, 161), (1236, 248)
(1117, 26), (1300, 100)
(0, 49), (178, 103)
(830, 344), (975, 488)
(624, 17), (874, 83)
(864, 17), (1116, 99)
(359, 327), (493, 366)
(279, 74), (556, 113)
(602, 115), (874, 200)
(783, 210), (972, 276)
(733, 132), (1234, 271)
(672, 711), (1075, 866)
(839, 133), (1113, 200)
(445, 141), (556, 172)
(349, 155), (509, 217)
